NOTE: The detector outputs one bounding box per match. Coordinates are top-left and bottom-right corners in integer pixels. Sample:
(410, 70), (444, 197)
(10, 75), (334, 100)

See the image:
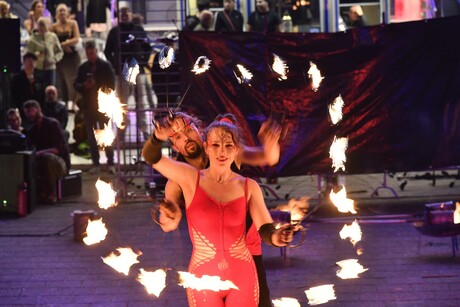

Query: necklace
(210, 172), (232, 184)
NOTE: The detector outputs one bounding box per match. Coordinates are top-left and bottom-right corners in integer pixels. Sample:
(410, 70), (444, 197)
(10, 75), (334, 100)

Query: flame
(234, 64), (253, 84)
(336, 259), (368, 279)
(330, 186), (356, 214)
(137, 268), (167, 297)
(102, 247), (142, 276)
(97, 89), (126, 129)
(94, 121), (116, 147)
(329, 95), (344, 125)
(159, 46), (175, 69)
(276, 197), (310, 224)
(177, 271), (238, 291)
(305, 284), (336, 305)
(125, 65), (140, 84)
(272, 297), (301, 307)
(95, 179), (117, 209)
(329, 136), (348, 172)
(307, 61), (324, 92)
(455, 202), (460, 224)
(272, 54), (288, 80)
(339, 220), (362, 246)
(83, 218), (108, 245)
(192, 56), (211, 74)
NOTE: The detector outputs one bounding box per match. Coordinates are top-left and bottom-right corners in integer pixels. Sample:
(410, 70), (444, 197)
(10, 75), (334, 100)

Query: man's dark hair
(23, 52), (38, 61)
(23, 99), (41, 111)
(84, 40), (97, 50)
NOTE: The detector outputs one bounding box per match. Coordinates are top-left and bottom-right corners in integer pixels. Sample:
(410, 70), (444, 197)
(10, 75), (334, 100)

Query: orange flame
(330, 186), (356, 214)
(137, 268), (167, 297)
(305, 284), (336, 305)
(455, 202), (460, 224)
(83, 218), (108, 245)
(272, 297), (301, 307)
(95, 179), (117, 210)
(329, 136), (348, 172)
(329, 95), (344, 125)
(97, 89), (126, 129)
(94, 121), (116, 147)
(339, 220), (362, 246)
(177, 271), (238, 291)
(102, 247), (142, 276)
(336, 259), (368, 279)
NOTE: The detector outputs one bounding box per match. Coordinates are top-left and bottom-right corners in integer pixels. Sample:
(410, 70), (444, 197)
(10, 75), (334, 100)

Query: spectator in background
(215, 0), (244, 32)
(85, 0), (112, 39)
(0, 1), (18, 19)
(104, 6), (151, 141)
(51, 3), (81, 113)
(347, 5), (367, 28)
(26, 17), (63, 87)
(24, 0), (45, 35)
(43, 85), (69, 142)
(23, 99), (70, 204)
(194, 10), (215, 31)
(10, 52), (46, 131)
(6, 108), (25, 134)
(185, 0), (210, 31)
(247, 0), (281, 33)
(74, 40), (116, 175)
(46, 0), (78, 21)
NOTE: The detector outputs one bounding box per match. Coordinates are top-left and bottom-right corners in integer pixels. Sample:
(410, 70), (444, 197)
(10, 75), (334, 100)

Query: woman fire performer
(142, 117), (293, 306)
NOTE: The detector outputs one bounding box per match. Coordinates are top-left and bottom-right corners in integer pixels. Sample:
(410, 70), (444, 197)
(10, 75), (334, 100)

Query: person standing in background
(0, 1), (18, 19)
(46, 0), (78, 21)
(26, 17), (63, 87)
(24, 0), (45, 35)
(51, 3), (81, 113)
(247, 0), (281, 33)
(74, 40), (116, 175)
(43, 85), (69, 142)
(347, 5), (367, 28)
(85, 0), (112, 39)
(215, 0), (244, 32)
(10, 52), (46, 131)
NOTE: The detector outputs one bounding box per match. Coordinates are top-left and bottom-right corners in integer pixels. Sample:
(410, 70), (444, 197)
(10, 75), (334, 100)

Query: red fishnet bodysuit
(185, 173), (259, 307)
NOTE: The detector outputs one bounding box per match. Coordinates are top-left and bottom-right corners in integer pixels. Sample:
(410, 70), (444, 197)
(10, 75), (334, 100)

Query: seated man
(23, 99), (70, 203)
(43, 85), (70, 142)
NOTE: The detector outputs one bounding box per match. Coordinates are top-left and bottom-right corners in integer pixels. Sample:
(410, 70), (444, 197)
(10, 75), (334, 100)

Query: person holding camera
(74, 40), (116, 175)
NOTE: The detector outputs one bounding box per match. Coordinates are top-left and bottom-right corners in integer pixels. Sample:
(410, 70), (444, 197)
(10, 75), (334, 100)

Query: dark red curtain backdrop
(178, 16), (460, 177)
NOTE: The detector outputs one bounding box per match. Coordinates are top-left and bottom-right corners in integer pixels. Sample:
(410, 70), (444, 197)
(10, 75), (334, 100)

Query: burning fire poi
(137, 268), (167, 297)
(336, 259), (368, 279)
(178, 271), (238, 291)
(97, 89), (126, 129)
(192, 56), (211, 74)
(308, 61), (324, 92)
(455, 202), (460, 224)
(159, 46), (175, 69)
(272, 53), (288, 80)
(305, 284), (336, 305)
(329, 136), (348, 172)
(339, 220), (362, 246)
(83, 218), (108, 245)
(102, 247), (142, 276)
(330, 186), (356, 214)
(234, 64), (253, 85)
(329, 95), (345, 125)
(272, 297), (301, 307)
(95, 179), (117, 209)
(94, 121), (116, 147)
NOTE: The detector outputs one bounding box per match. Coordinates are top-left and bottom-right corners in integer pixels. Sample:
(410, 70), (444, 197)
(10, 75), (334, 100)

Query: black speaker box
(0, 151), (36, 214)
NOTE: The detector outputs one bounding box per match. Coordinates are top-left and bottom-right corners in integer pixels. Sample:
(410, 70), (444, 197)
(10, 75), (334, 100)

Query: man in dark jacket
(74, 40), (115, 175)
(43, 85), (69, 142)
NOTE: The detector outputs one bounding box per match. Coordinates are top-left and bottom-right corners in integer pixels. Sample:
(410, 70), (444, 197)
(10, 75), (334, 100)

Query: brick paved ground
(1, 170), (460, 306)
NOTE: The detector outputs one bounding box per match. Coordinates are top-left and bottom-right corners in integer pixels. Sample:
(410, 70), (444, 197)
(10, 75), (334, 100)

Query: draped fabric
(179, 16), (460, 177)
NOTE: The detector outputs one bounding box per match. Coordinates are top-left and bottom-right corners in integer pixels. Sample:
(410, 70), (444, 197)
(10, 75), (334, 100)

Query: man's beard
(183, 141), (203, 159)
